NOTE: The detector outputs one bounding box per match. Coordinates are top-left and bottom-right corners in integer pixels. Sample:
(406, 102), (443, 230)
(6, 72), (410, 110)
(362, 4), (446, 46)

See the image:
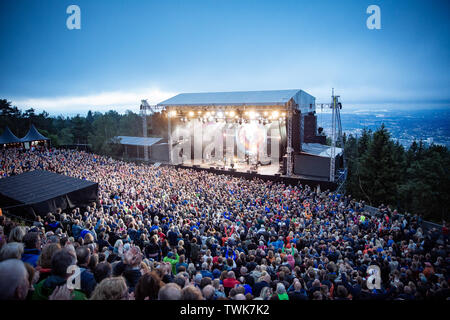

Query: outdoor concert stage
(154, 89), (343, 183)
(117, 89), (343, 186)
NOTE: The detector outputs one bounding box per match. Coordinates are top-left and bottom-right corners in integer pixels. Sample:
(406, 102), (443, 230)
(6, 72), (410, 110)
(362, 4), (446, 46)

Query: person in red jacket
(222, 271), (240, 296)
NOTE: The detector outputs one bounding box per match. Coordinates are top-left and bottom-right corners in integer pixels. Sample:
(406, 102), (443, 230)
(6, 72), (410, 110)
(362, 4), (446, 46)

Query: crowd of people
(0, 147), (448, 300)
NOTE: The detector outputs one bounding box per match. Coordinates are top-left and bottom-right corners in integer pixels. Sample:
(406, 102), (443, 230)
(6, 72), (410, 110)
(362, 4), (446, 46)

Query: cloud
(11, 87), (177, 116)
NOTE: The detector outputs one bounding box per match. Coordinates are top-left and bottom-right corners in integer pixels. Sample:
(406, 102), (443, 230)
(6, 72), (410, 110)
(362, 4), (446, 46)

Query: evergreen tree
(343, 135), (360, 199)
(71, 115), (88, 145)
(399, 145), (450, 221)
(358, 124), (400, 206)
(88, 110), (122, 155)
(358, 128), (372, 156)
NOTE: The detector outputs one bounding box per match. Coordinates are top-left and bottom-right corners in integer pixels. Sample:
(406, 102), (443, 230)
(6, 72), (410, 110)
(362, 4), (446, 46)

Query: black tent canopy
(0, 126), (22, 144)
(21, 124), (49, 142)
(0, 170), (98, 220)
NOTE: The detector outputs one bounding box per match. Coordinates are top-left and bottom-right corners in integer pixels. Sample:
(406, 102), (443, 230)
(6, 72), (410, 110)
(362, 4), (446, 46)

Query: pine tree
(343, 135), (360, 200)
(399, 144), (450, 221)
(358, 124), (400, 206)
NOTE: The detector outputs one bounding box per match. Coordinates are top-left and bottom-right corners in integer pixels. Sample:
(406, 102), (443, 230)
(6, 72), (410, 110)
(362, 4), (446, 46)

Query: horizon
(1, 0), (449, 115)
(2, 97), (449, 118)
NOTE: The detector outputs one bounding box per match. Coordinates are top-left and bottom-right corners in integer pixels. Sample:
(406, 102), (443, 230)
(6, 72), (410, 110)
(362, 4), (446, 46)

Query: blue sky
(0, 0), (449, 115)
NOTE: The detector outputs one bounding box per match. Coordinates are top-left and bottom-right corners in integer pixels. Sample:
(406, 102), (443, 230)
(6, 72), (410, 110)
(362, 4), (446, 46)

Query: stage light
(229, 111), (236, 117)
(282, 112), (286, 117)
(272, 111), (279, 118)
(250, 111), (259, 120)
(217, 112), (224, 118)
(188, 111), (194, 117)
(263, 111), (269, 117)
(206, 111), (211, 117)
(168, 110), (177, 117)
(197, 111), (202, 115)
(244, 111), (249, 116)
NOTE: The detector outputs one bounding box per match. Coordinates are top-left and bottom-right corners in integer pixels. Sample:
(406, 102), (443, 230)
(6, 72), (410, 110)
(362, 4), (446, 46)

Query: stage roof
(302, 143), (343, 158)
(115, 136), (162, 147)
(157, 89), (316, 111)
(0, 170), (98, 219)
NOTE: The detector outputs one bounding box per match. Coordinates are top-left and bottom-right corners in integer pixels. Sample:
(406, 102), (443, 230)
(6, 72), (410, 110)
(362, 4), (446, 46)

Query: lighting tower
(329, 89), (344, 182)
(286, 104), (294, 176)
(313, 90), (344, 183)
(140, 99), (163, 161)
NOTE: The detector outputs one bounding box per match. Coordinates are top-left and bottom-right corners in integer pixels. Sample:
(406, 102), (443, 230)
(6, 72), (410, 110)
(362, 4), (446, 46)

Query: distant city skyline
(0, 0), (449, 115)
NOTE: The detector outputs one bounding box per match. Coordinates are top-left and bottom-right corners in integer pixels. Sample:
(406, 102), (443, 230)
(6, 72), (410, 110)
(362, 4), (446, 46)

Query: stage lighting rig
(271, 111), (279, 119)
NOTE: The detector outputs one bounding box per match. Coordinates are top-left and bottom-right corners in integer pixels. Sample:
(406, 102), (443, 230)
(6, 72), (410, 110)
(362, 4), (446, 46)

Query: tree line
(344, 125), (449, 223)
(1, 98), (448, 222)
(0, 99), (167, 156)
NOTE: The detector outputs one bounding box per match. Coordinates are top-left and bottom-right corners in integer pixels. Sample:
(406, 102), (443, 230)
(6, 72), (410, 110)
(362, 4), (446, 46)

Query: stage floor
(177, 160), (329, 181)
(147, 158), (330, 182)
(185, 159), (280, 175)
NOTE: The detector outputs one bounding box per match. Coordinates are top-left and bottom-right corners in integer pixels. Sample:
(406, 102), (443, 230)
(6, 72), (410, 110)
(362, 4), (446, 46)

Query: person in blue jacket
(21, 231), (41, 268)
(71, 220), (82, 240)
(76, 246), (97, 297)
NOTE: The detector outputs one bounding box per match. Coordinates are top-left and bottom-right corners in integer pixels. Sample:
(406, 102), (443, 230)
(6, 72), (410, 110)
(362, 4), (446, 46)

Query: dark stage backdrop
(0, 170), (98, 220)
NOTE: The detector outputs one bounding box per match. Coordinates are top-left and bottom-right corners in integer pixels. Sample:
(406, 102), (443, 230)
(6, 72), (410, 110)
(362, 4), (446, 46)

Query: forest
(344, 125), (449, 223)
